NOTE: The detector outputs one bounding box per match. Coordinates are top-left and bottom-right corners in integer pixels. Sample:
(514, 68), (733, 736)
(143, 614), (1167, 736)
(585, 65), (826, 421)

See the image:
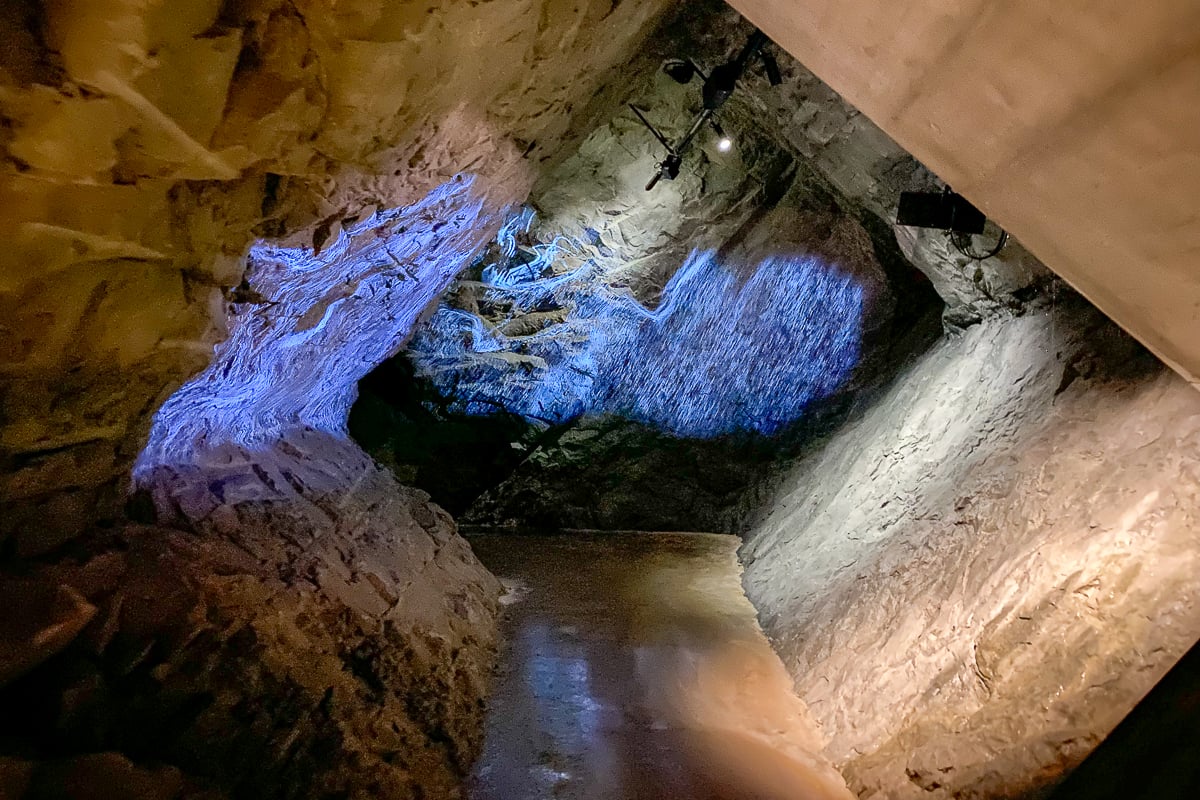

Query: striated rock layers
(453, 173), (934, 532)
(4, 431), (500, 799)
(0, 0), (675, 797)
(741, 296), (1200, 799)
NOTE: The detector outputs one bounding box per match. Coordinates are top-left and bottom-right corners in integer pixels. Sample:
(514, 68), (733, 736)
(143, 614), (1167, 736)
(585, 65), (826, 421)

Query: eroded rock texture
(351, 1), (957, 529)
(0, 0), (671, 549)
(741, 296), (1200, 799)
(4, 462), (499, 798)
(0, 0), (676, 797)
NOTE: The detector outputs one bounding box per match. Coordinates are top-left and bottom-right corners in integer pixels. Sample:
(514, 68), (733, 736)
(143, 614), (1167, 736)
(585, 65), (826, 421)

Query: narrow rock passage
(467, 533), (853, 800)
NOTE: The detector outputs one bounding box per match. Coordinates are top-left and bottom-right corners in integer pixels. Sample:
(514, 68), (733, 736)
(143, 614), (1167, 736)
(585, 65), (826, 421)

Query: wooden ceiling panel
(728, 0), (1200, 385)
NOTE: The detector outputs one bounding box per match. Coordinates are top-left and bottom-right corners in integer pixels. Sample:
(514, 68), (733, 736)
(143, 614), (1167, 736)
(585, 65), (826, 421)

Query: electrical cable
(951, 228), (1009, 260)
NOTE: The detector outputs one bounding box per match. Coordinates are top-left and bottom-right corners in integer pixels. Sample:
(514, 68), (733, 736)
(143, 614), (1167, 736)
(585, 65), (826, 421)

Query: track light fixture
(630, 29), (781, 190)
(711, 120), (733, 152)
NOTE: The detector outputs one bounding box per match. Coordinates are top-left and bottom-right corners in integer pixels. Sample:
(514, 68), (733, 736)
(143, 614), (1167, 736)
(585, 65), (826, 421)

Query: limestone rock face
(412, 182), (896, 432)
(0, 1), (676, 797)
(740, 298), (1200, 798)
(392, 165), (927, 531)
(4, 430), (501, 799)
(895, 227), (1055, 329)
(0, 0), (673, 551)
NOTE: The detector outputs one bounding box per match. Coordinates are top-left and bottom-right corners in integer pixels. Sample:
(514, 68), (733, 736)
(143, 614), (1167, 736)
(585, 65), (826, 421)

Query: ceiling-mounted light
(896, 187), (1009, 260)
(631, 29), (780, 190)
(711, 120), (733, 153)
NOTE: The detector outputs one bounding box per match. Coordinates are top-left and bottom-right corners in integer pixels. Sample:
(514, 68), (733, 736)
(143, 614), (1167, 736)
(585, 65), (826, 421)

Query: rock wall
(0, 0), (672, 551)
(0, 1), (677, 797)
(4, 431), (501, 799)
(679, 0), (1054, 329)
(740, 296), (1200, 799)
(452, 171), (939, 532)
(351, 0), (959, 527)
(355, 0), (1063, 531)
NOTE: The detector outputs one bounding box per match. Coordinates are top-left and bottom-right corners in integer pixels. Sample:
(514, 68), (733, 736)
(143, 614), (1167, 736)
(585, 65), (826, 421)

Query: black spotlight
(663, 59), (696, 84)
(635, 29), (783, 191)
(759, 50), (783, 86)
(896, 190), (986, 235)
(897, 188), (1009, 259)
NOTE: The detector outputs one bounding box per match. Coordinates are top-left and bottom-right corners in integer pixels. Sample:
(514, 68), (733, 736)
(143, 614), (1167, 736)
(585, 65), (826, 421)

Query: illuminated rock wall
(394, 165), (923, 531)
(135, 177), (502, 470)
(0, 0), (672, 551)
(741, 298), (1200, 799)
(0, 0), (675, 797)
(412, 244), (866, 438)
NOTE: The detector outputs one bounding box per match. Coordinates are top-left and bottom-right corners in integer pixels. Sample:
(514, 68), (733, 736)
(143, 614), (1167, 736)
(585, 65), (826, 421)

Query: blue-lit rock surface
(382, 169), (919, 531)
(406, 162), (899, 435)
(412, 243), (865, 438)
(0, 0), (672, 549)
(136, 176), (504, 469)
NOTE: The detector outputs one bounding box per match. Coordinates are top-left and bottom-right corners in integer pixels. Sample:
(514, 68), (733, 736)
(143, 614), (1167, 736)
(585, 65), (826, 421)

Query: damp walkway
(467, 532), (854, 800)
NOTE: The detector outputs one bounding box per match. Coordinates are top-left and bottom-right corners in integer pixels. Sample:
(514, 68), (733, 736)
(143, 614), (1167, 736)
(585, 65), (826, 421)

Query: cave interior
(1, 0), (1199, 799)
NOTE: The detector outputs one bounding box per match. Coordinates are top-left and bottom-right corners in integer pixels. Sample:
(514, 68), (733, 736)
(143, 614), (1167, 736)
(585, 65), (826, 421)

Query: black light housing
(897, 190), (987, 235)
(759, 50), (783, 86)
(635, 29), (782, 191)
(663, 59), (696, 84)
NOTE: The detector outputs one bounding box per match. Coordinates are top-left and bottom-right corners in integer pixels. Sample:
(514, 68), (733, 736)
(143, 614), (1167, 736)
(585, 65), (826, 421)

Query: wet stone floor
(467, 532), (854, 800)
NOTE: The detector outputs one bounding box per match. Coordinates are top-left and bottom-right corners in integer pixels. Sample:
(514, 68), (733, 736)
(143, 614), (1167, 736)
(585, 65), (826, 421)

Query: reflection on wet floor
(467, 532), (854, 800)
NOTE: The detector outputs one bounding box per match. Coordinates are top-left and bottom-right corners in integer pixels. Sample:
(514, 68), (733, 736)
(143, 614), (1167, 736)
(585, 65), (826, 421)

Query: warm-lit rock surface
(741, 297), (1200, 798)
(0, 0), (675, 796)
(468, 532), (854, 800)
(4, 430), (500, 799)
(1049, 637), (1200, 800)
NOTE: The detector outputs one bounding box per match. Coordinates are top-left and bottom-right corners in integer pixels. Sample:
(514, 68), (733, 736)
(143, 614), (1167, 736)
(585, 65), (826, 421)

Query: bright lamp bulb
(717, 136), (733, 153)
